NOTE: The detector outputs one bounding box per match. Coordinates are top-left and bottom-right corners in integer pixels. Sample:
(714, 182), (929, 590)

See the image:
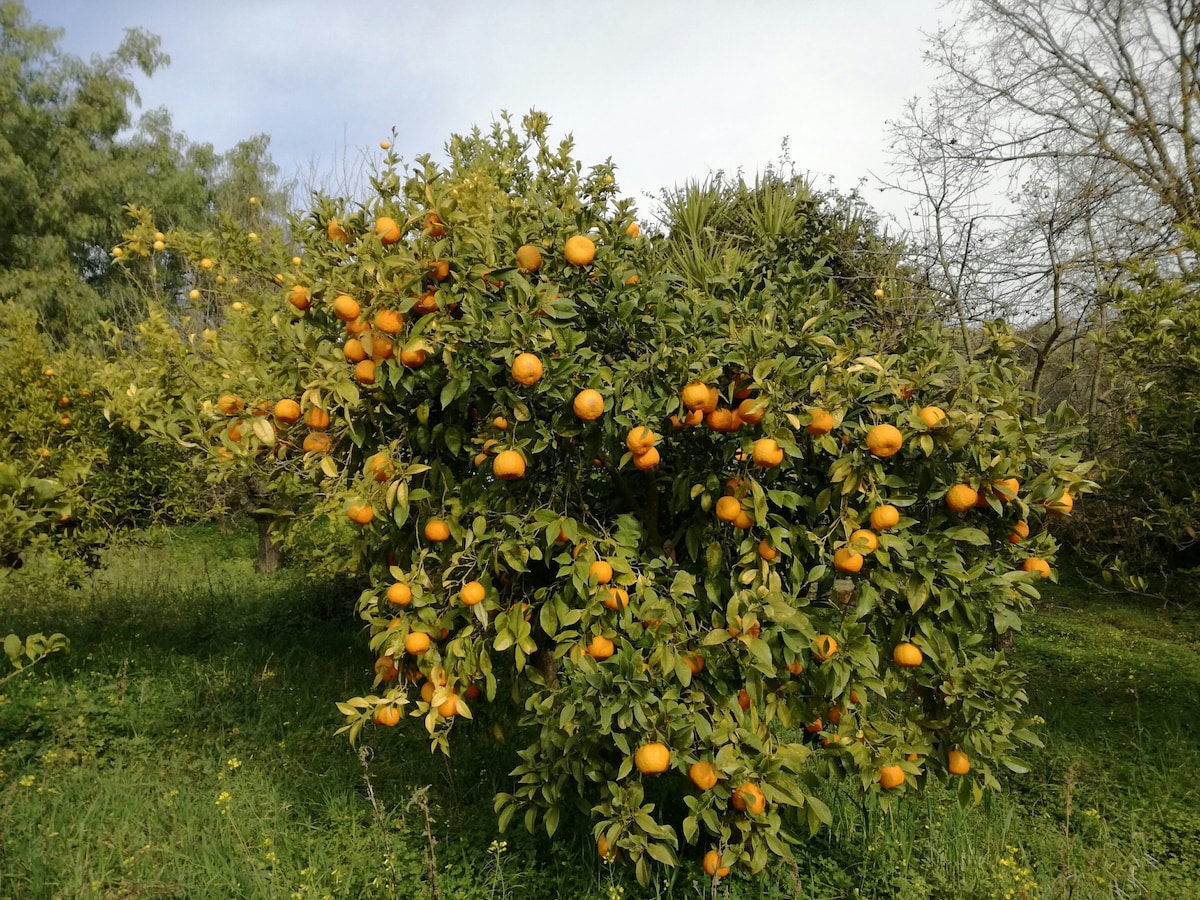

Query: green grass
(2, 527), (1199, 899)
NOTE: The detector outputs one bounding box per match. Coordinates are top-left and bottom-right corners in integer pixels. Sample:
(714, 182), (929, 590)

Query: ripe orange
(424, 211), (445, 237)
(413, 292), (438, 315)
(866, 423), (903, 458)
(1008, 520), (1030, 544)
(386, 583), (412, 606)
(1047, 490), (1074, 517)
(511, 352), (543, 386)
(404, 631), (431, 655)
(757, 539), (779, 561)
(689, 760), (719, 791)
(400, 347), (427, 368)
(424, 519), (451, 542)
(374, 308), (404, 333)
(346, 316), (370, 335)
(564, 235), (596, 266)
(302, 432), (332, 454)
(804, 717), (824, 734)
(945, 484), (979, 513)
(515, 244), (542, 272)
(493, 449), (526, 480)
(716, 496), (742, 524)
(327, 219), (348, 243)
(806, 408), (834, 435)
(585, 634), (615, 660)
(702, 849), (730, 878)
(706, 408), (736, 432)
(751, 438), (784, 467)
(879, 765), (905, 789)
(372, 705), (401, 727)
(737, 397), (766, 425)
(893, 642), (924, 668)
(603, 587), (630, 611)
(493, 416), (509, 430)
(812, 634), (838, 662)
(347, 502), (375, 525)
(1022, 557), (1051, 578)
(332, 294), (360, 322)
(632, 446), (660, 470)
(354, 359), (376, 384)
(683, 652), (705, 675)
(273, 399), (301, 424)
(918, 406), (947, 428)
(731, 783), (766, 815)
(992, 477), (1021, 500)
(681, 382), (710, 411)
(870, 504), (901, 531)
(625, 221), (640, 238)
(365, 453), (393, 482)
(732, 510), (754, 530)
(572, 388), (604, 421)
(626, 426), (657, 455)
(460, 581), (486, 606)
(304, 407), (331, 430)
(634, 742), (670, 774)
(427, 260), (450, 282)
(375, 216), (401, 245)
(948, 749), (970, 775)
(833, 547), (864, 574)
(849, 529), (879, 553)
(218, 394), (244, 416)
(737, 689), (752, 711)
(228, 423), (243, 442)
(288, 285), (311, 310)
(597, 834), (617, 862)
(438, 694), (459, 717)
(589, 560), (614, 584)
(371, 334), (395, 360)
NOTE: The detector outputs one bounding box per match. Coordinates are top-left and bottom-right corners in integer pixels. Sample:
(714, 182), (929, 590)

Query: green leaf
(944, 527), (990, 546)
(645, 841), (677, 866)
(806, 795), (832, 829)
(4, 634), (22, 666)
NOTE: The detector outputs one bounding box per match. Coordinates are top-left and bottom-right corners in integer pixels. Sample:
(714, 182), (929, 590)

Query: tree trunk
(532, 647), (559, 690)
(992, 630), (1014, 652)
(253, 514), (283, 573)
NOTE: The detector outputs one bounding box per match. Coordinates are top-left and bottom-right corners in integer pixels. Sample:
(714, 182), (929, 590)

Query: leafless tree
(886, 0), (1199, 412)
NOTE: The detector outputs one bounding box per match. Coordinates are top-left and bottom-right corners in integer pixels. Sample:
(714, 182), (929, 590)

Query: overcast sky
(26, 0), (955, 224)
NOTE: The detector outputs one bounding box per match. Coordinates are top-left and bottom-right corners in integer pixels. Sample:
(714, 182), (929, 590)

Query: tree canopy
(0, 0), (289, 345)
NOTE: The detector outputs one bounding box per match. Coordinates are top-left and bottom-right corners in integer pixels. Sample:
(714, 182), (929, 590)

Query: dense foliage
(109, 113), (1089, 882)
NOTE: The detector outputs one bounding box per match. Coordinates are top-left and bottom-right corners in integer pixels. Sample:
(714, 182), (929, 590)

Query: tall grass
(2, 525), (1198, 898)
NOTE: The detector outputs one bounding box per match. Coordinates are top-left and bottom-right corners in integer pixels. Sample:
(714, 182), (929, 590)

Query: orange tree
(100, 206), (340, 572)
(0, 301), (106, 570)
(0, 300), (204, 576)
(115, 113), (1087, 882)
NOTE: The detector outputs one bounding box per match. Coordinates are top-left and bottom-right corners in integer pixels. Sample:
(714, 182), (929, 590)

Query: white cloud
(28, 0), (947, 220)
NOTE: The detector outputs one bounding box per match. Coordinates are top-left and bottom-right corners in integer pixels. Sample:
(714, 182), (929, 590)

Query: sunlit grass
(2, 528), (1198, 898)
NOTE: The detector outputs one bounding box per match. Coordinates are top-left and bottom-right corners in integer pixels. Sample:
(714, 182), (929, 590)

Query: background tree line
(3, 0), (1198, 589)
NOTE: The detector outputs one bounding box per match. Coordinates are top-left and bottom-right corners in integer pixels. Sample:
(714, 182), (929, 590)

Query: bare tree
(887, 0), (1199, 413)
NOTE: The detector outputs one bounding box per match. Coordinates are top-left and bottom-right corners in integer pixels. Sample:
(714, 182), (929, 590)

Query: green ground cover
(2, 524), (1197, 899)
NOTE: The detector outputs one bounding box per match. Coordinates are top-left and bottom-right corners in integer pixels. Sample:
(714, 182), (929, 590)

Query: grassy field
(2, 523), (1198, 899)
